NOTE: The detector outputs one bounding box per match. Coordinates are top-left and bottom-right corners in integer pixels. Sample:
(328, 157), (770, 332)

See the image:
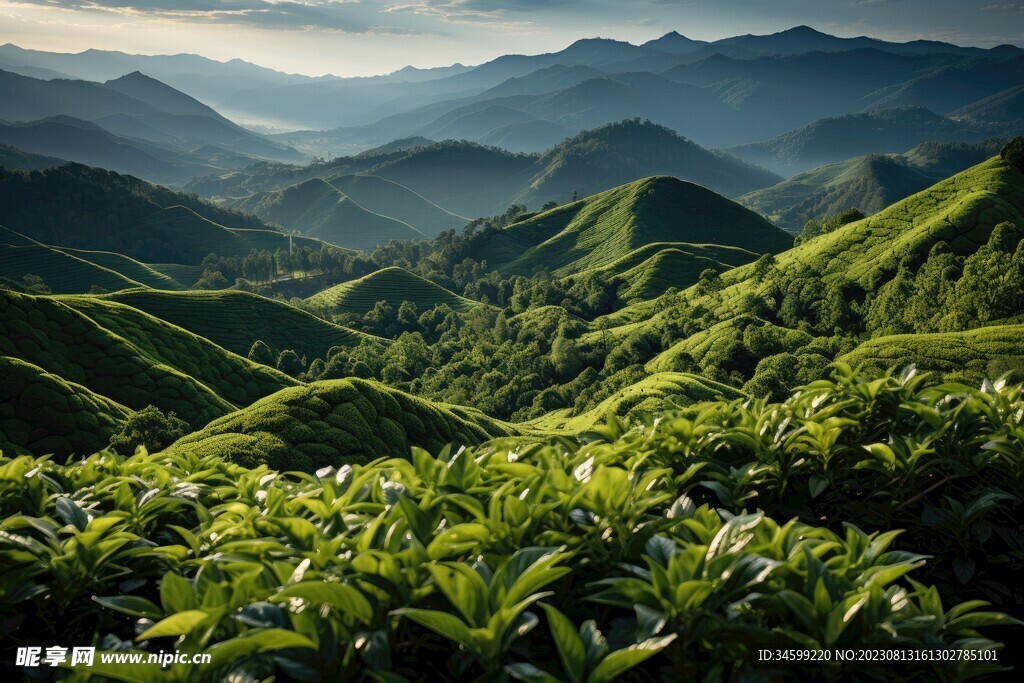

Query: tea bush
(1, 366), (1021, 681)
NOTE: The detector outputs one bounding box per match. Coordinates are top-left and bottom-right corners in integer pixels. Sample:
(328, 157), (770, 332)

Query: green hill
(307, 266), (482, 314)
(738, 139), (1004, 231)
(328, 174), (468, 236)
(466, 176), (792, 277)
(1, 289), (295, 429)
(0, 243), (146, 293)
(99, 289), (377, 360)
(56, 248), (185, 289)
(530, 371), (743, 432)
(727, 107), (993, 175)
(0, 355), (130, 456)
(606, 244), (757, 302)
(0, 162), (270, 252)
(951, 85), (1024, 127)
(841, 325), (1024, 384)
(0, 143), (64, 171)
(94, 205), (319, 264)
(164, 378), (512, 470)
(514, 120), (781, 205)
(236, 178), (424, 250)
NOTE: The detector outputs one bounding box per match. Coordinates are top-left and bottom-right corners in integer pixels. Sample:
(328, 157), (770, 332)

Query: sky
(1, 0), (1022, 77)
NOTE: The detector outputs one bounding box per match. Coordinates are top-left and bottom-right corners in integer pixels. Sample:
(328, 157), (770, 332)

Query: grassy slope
(0, 355), (130, 457)
(738, 140), (1004, 231)
(841, 325), (1024, 383)
(595, 157), (1024, 370)
(610, 245), (755, 301)
(237, 178), (425, 251)
(94, 205), (324, 265)
(164, 378), (513, 471)
(529, 372), (743, 432)
(0, 243), (146, 293)
(469, 176), (792, 277)
(307, 266), (482, 314)
(328, 175), (468, 237)
(1, 289), (295, 428)
(99, 289), (377, 360)
(56, 248), (185, 290)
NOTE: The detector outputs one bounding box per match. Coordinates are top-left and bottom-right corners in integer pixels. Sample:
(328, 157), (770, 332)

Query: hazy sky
(2, 0), (1022, 76)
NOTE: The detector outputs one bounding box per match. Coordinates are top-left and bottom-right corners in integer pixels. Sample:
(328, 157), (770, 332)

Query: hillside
(514, 119), (781, 205)
(0, 355), (131, 456)
(56, 248), (185, 290)
(841, 325), (1024, 384)
(0, 163), (269, 251)
(307, 266), (481, 315)
(465, 176), (792, 276)
(95, 205), (318, 264)
(738, 139), (1004, 230)
(99, 289), (376, 360)
(0, 289), (295, 429)
(164, 378), (512, 470)
(328, 175), (467, 236)
(236, 178), (424, 250)
(0, 243), (146, 293)
(951, 84), (1024, 127)
(728, 106), (994, 175)
(0, 143), (63, 171)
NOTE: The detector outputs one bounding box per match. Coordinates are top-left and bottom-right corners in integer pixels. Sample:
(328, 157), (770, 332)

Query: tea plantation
(1, 367), (1020, 681)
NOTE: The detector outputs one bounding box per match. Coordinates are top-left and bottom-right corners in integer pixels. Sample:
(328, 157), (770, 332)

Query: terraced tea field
(307, 266), (482, 314)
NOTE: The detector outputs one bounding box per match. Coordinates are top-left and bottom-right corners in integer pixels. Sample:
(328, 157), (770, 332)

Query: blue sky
(1, 0), (1021, 76)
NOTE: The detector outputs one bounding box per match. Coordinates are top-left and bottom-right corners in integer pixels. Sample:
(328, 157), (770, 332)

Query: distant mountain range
(193, 120), (781, 223)
(0, 69), (303, 183)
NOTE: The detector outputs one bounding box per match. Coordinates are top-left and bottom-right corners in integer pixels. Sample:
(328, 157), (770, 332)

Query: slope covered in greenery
(0, 289), (294, 428)
(0, 163), (269, 251)
(0, 243), (145, 294)
(237, 178), (424, 250)
(739, 139), (1004, 230)
(465, 176), (792, 276)
(165, 378), (512, 470)
(1, 368), (1020, 681)
(842, 325), (1024, 383)
(728, 106), (993, 175)
(308, 266), (482, 314)
(515, 119), (781, 205)
(0, 355), (130, 456)
(609, 245), (754, 302)
(95, 205), (317, 265)
(100, 289), (376, 361)
(329, 174), (468, 236)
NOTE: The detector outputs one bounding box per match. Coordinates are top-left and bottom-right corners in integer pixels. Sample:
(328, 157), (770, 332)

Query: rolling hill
(236, 178), (424, 250)
(163, 378), (512, 470)
(840, 325), (1024, 384)
(307, 266), (481, 315)
(0, 355), (131, 457)
(0, 143), (63, 171)
(328, 174), (468, 236)
(950, 84), (1024, 128)
(93, 205), (320, 264)
(463, 176), (792, 277)
(0, 289), (295, 430)
(0, 242), (146, 294)
(727, 106), (995, 175)
(514, 119), (781, 206)
(0, 162), (269, 251)
(98, 289), (377, 360)
(738, 139), (1005, 230)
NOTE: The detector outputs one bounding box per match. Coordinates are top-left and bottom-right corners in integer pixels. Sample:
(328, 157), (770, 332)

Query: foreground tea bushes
(1, 365), (1022, 681)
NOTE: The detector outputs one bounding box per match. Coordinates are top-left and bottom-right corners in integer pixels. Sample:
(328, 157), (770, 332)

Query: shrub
(108, 405), (189, 454)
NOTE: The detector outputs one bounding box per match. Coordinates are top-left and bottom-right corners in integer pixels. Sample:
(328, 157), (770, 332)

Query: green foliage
(1001, 136), (1024, 172)
(1, 368), (1020, 681)
(308, 267), (482, 317)
(109, 405), (190, 455)
(163, 378), (512, 471)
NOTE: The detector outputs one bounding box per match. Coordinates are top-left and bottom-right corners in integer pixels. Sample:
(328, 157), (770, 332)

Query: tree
(276, 349), (306, 376)
(109, 406), (189, 455)
(195, 270), (229, 290)
(695, 268), (723, 298)
(1001, 136), (1024, 172)
(247, 340), (276, 366)
(752, 253), (777, 283)
(541, 201), (559, 212)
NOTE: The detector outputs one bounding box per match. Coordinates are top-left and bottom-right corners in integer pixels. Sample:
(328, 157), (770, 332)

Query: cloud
(6, 0), (419, 33)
